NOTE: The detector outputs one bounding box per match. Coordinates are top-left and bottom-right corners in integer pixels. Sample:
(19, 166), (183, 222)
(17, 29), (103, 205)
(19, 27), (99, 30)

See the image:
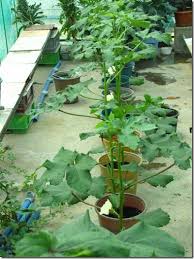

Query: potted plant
(12, 0), (45, 35)
(31, 0), (191, 239)
(53, 67), (82, 103)
(169, 0), (192, 27)
(0, 147), (186, 257)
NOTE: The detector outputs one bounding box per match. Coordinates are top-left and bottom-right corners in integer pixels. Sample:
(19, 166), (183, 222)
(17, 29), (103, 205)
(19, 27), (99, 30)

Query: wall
(0, 0), (18, 61)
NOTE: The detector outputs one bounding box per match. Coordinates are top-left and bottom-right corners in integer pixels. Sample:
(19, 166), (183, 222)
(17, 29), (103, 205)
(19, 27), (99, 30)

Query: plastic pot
(121, 62), (135, 78)
(95, 193), (146, 234)
(175, 10), (192, 27)
(99, 152), (142, 194)
(160, 47), (173, 56)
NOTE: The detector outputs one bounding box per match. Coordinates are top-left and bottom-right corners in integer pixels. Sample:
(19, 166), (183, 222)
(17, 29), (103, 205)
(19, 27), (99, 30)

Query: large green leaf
(64, 79), (95, 102)
(118, 222), (185, 257)
(15, 231), (58, 257)
(89, 176), (105, 198)
(137, 208), (170, 227)
(40, 182), (73, 206)
(35, 148), (98, 206)
(118, 132), (140, 150)
(15, 211), (184, 257)
(66, 166), (92, 195)
(146, 174), (174, 187)
(35, 148), (76, 187)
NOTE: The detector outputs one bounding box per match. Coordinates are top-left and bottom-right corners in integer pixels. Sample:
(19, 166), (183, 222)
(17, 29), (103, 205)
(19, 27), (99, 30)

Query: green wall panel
(0, 0), (18, 61)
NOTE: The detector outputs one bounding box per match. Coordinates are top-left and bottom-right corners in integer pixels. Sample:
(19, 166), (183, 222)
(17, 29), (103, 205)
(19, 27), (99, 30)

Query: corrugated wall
(0, 0), (18, 61)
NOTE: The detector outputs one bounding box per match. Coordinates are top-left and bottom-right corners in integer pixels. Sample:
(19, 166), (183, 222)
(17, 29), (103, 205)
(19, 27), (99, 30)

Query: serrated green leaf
(66, 166), (92, 196)
(118, 222), (185, 257)
(118, 132), (140, 150)
(136, 123), (157, 132)
(89, 176), (105, 198)
(41, 182), (73, 206)
(137, 208), (170, 227)
(15, 231), (58, 257)
(147, 174), (174, 187)
(121, 161), (139, 172)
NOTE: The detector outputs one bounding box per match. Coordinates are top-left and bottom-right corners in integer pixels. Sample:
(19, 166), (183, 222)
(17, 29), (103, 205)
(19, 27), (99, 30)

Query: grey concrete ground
(3, 57), (192, 256)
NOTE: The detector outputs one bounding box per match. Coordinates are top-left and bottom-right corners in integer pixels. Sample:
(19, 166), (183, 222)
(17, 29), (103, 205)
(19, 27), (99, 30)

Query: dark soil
(108, 206), (142, 219)
(106, 161), (130, 169)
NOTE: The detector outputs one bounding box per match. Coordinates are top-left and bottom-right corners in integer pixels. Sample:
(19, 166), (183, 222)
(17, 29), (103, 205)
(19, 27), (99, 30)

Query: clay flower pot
(95, 193), (146, 234)
(175, 10), (192, 27)
(99, 152), (142, 194)
(53, 72), (80, 104)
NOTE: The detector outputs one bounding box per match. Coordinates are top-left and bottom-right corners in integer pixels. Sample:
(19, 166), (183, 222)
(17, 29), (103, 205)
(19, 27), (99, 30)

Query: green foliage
(118, 221), (184, 257)
(34, 147), (105, 206)
(71, 0), (169, 70)
(137, 208), (170, 227)
(169, 0), (192, 11)
(15, 210), (185, 257)
(35, 79), (94, 114)
(58, 0), (79, 39)
(146, 174), (174, 187)
(12, 0), (45, 33)
(129, 0), (176, 32)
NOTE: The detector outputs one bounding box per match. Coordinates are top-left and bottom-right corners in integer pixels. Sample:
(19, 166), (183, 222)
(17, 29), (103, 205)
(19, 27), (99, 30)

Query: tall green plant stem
(125, 162), (176, 190)
(102, 62), (109, 120)
(109, 140), (116, 193)
(118, 144), (124, 231)
(115, 71), (121, 104)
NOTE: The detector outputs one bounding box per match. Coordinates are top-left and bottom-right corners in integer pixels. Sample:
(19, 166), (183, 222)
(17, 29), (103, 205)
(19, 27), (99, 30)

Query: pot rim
(95, 193), (146, 221)
(53, 72), (80, 81)
(175, 10), (192, 14)
(99, 152), (143, 168)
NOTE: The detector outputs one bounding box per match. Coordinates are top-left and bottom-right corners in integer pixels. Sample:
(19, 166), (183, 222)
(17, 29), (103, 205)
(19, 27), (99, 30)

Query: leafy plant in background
(169, 0), (192, 11)
(57, 0), (80, 39)
(12, 0), (45, 34)
(129, 0), (176, 32)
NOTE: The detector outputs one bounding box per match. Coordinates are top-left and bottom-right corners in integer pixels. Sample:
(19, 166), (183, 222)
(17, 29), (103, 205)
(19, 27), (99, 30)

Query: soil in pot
(108, 206), (142, 219)
(95, 193), (146, 234)
(99, 152), (141, 194)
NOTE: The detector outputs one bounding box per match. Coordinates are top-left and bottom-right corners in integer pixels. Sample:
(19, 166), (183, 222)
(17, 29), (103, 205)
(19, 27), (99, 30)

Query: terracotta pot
(95, 193), (146, 234)
(175, 10), (192, 27)
(99, 152), (142, 194)
(53, 72), (80, 92)
(101, 131), (141, 155)
(53, 72), (80, 104)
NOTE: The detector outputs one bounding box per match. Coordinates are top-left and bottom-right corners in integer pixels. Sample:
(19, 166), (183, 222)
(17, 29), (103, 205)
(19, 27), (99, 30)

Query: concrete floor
(3, 57), (192, 256)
